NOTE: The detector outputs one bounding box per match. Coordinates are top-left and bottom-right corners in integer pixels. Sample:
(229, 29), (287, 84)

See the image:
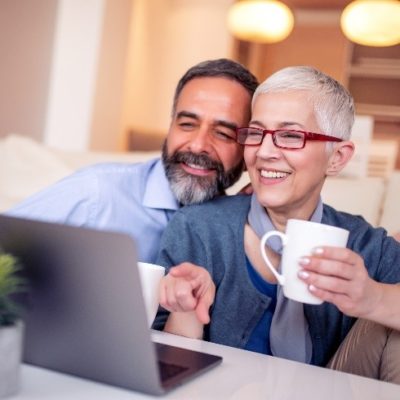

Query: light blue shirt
(7, 158), (179, 263)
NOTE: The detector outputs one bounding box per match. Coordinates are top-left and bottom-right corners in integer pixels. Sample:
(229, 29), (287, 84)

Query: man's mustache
(168, 151), (224, 174)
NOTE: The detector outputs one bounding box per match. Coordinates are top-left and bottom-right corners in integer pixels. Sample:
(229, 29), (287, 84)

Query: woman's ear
(326, 141), (355, 176)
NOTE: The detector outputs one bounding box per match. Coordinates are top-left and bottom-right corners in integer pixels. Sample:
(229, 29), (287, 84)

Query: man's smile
(181, 162), (216, 176)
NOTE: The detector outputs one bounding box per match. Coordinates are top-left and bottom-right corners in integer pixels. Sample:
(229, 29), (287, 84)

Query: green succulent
(0, 252), (26, 326)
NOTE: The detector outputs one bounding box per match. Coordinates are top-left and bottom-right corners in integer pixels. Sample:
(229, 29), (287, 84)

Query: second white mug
(260, 219), (349, 304)
(137, 262), (165, 326)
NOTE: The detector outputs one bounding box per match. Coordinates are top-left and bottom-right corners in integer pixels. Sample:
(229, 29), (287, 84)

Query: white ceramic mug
(137, 262), (165, 326)
(260, 219), (349, 304)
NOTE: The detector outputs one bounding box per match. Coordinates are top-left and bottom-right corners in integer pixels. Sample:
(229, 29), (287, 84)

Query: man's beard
(162, 141), (244, 206)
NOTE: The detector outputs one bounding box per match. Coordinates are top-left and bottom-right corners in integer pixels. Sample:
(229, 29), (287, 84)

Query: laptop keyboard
(158, 360), (188, 381)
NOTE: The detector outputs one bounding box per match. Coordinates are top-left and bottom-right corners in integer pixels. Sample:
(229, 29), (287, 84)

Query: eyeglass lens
(238, 128), (305, 149)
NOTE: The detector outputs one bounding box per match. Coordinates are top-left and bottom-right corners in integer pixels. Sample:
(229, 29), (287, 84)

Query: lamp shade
(227, 0), (294, 44)
(340, 0), (400, 47)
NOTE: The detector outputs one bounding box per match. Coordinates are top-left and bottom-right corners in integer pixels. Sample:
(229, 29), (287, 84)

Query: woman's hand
(297, 246), (382, 319)
(159, 262), (215, 325)
(298, 246), (400, 330)
(237, 182), (253, 195)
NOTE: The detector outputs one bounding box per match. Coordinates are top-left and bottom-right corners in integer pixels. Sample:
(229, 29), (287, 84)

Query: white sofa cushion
(0, 135), (73, 211)
(0, 135), (159, 211)
(321, 176), (386, 227)
(380, 171), (400, 235)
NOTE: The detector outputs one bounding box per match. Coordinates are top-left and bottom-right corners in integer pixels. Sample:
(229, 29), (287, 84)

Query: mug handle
(260, 231), (287, 285)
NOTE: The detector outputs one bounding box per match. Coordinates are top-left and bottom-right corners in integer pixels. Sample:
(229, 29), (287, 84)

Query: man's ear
(326, 141), (355, 176)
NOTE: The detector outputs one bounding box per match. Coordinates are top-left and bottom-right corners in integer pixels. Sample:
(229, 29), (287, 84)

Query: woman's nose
(256, 133), (281, 159)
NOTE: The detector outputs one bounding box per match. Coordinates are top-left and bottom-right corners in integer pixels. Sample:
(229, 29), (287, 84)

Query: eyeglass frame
(236, 127), (343, 150)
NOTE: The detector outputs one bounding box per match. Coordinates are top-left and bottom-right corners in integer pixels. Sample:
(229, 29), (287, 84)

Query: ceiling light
(227, 0), (294, 44)
(340, 0), (400, 47)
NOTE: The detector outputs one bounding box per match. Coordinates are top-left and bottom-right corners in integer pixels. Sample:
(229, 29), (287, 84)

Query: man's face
(163, 77), (252, 205)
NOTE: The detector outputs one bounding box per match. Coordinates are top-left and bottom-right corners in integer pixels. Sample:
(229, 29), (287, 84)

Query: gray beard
(161, 141), (244, 206)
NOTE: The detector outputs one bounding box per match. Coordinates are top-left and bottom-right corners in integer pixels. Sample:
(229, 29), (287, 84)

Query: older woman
(154, 66), (400, 383)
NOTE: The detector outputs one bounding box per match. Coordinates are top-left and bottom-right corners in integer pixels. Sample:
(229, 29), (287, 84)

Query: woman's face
(244, 90), (334, 220)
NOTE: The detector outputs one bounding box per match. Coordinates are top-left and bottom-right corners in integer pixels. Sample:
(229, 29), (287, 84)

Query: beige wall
(0, 0), (132, 152)
(119, 0), (234, 150)
(2, 2), (376, 154)
(43, 0), (107, 151)
(236, 10), (351, 84)
(0, 0), (236, 151)
(89, 0), (133, 151)
(0, 0), (57, 141)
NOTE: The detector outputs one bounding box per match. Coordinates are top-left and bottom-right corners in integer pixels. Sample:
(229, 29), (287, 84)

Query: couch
(1, 134), (399, 236)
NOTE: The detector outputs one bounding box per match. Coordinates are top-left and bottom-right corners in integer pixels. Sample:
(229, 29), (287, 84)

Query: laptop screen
(0, 214), (222, 395)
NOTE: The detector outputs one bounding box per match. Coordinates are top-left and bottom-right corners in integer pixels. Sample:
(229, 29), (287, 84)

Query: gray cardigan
(154, 195), (400, 366)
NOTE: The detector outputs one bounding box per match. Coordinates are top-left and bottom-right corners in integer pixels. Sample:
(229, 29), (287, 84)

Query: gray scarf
(247, 193), (323, 363)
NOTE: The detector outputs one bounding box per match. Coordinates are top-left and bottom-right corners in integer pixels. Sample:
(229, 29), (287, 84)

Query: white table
(15, 330), (400, 399)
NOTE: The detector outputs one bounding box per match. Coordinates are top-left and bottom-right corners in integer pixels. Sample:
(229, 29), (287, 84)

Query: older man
(7, 59), (258, 263)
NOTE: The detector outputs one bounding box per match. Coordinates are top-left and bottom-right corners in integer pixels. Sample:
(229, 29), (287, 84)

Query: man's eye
(179, 122), (195, 130)
(248, 131), (262, 138)
(214, 131), (236, 141)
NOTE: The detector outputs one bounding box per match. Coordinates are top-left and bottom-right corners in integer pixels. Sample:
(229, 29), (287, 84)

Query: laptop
(0, 214), (222, 396)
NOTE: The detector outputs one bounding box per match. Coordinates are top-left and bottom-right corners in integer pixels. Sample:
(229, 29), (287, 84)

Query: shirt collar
(143, 159), (179, 211)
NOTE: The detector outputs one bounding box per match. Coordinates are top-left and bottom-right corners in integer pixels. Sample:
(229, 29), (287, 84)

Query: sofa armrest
(52, 148), (160, 170)
(321, 176), (386, 227)
(380, 171), (400, 235)
(0, 134), (160, 211)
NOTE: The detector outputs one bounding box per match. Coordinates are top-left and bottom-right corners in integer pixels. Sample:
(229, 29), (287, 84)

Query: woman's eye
(280, 131), (303, 140)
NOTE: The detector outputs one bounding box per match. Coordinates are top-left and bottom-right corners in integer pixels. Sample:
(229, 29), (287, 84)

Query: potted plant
(0, 251), (25, 398)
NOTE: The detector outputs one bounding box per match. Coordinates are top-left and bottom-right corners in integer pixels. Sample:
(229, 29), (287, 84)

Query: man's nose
(187, 128), (212, 154)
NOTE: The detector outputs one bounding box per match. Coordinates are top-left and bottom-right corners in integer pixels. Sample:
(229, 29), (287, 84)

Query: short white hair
(253, 66), (355, 140)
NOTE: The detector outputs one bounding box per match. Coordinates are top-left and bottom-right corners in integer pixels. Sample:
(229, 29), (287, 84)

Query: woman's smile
(259, 168), (291, 184)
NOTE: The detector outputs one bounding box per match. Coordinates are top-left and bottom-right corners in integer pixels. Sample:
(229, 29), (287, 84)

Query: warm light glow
(341, 0), (400, 47)
(227, 0), (294, 44)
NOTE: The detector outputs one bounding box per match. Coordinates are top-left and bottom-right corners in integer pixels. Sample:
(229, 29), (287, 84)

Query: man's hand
(159, 262), (215, 324)
(237, 182), (253, 195)
(393, 232), (400, 242)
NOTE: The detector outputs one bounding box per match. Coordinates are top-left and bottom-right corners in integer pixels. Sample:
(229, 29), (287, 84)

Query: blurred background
(0, 0), (399, 165)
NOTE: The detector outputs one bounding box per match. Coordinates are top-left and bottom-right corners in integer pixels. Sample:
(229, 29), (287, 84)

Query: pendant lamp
(227, 0), (294, 44)
(341, 0), (400, 47)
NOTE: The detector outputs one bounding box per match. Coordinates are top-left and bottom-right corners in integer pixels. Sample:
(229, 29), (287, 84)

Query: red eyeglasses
(236, 127), (343, 149)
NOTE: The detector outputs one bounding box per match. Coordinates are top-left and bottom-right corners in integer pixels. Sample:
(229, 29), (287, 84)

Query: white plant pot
(0, 320), (24, 398)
